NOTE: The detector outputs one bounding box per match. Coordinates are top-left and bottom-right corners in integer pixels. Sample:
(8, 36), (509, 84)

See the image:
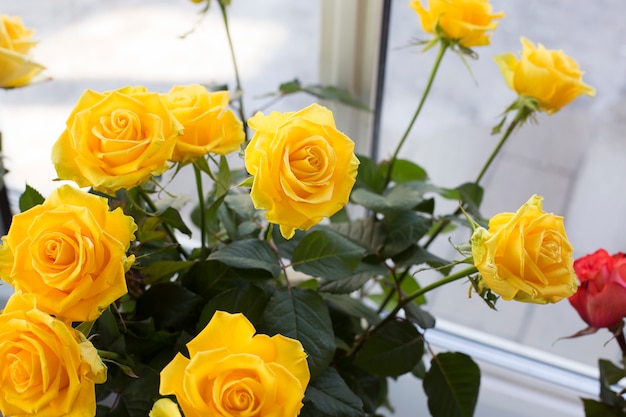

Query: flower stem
(423, 105), (533, 250)
(193, 162), (207, 259)
(610, 322), (626, 357)
(385, 265), (477, 323)
(219, 2), (247, 136)
(474, 107), (529, 185)
(348, 265), (477, 357)
(136, 188), (189, 259)
(385, 41), (448, 185)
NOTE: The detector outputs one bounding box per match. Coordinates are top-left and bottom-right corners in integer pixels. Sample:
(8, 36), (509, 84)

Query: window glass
(378, 0), (625, 366)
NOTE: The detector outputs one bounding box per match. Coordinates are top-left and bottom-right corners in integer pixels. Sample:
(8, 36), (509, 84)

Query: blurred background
(1, 0), (625, 415)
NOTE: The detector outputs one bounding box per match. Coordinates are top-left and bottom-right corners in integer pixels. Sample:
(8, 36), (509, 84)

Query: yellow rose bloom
(164, 85), (245, 163)
(0, 14), (45, 88)
(0, 292), (107, 417)
(150, 398), (182, 417)
(494, 37), (596, 114)
(52, 86), (183, 194)
(160, 311), (310, 417)
(471, 195), (577, 303)
(409, 0), (504, 48)
(244, 103), (359, 239)
(0, 185), (137, 322)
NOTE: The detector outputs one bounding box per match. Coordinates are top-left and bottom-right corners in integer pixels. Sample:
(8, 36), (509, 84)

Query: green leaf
(208, 239), (281, 277)
(323, 293), (381, 325)
(19, 184), (45, 212)
(202, 193), (226, 236)
(382, 211), (432, 257)
(404, 302), (436, 329)
(318, 261), (387, 294)
(351, 185), (423, 214)
(423, 352), (481, 417)
(193, 155), (212, 176)
(339, 365), (387, 414)
(292, 230), (366, 280)
(266, 79), (370, 111)
(353, 319), (424, 377)
(278, 79), (303, 94)
(354, 154), (386, 194)
(180, 259), (231, 297)
(599, 359), (626, 406)
(140, 260), (195, 285)
(197, 283), (274, 331)
(582, 398), (626, 417)
(393, 244), (452, 274)
(104, 366), (160, 417)
(215, 155), (232, 198)
(390, 159), (429, 183)
(326, 217), (386, 255)
(159, 207), (192, 237)
(91, 308), (125, 355)
(455, 182), (484, 218)
(303, 367), (364, 417)
(302, 84), (370, 111)
(264, 287), (335, 379)
(135, 283), (204, 330)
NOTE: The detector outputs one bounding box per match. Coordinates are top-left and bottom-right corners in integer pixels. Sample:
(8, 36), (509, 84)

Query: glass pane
(378, 0), (622, 367)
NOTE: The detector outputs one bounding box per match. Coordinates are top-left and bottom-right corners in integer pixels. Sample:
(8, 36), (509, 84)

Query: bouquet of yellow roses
(0, 1), (609, 417)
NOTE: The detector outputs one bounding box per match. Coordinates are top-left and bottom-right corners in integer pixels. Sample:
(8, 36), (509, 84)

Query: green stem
(386, 265), (477, 324)
(193, 163), (207, 259)
(136, 188), (189, 259)
(376, 269), (409, 315)
(348, 265), (478, 357)
(423, 106), (532, 250)
(97, 350), (123, 361)
(219, 2), (247, 136)
(474, 112), (524, 185)
(385, 41), (448, 185)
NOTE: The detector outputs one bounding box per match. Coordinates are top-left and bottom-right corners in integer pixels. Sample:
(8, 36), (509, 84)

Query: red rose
(569, 249), (626, 328)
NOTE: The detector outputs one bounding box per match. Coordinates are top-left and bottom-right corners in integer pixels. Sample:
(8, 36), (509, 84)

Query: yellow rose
(409, 0), (504, 48)
(244, 103), (359, 239)
(0, 292), (107, 417)
(150, 398), (182, 417)
(0, 185), (137, 321)
(52, 86), (183, 194)
(471, 195), (577, 303)
(164, 85), (245, 163)
(494, 37), (596, 114)
(0, 15), (45, 88)
(160, 311), (310, 417)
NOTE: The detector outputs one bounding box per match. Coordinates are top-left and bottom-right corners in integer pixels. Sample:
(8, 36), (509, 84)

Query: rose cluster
(0, 75), (360, 415)
(52, 84), (245, 196)
(0, 186), (136, 416)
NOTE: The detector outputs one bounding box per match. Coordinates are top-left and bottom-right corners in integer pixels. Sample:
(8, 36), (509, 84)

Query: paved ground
(1, 0), (624, 415)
